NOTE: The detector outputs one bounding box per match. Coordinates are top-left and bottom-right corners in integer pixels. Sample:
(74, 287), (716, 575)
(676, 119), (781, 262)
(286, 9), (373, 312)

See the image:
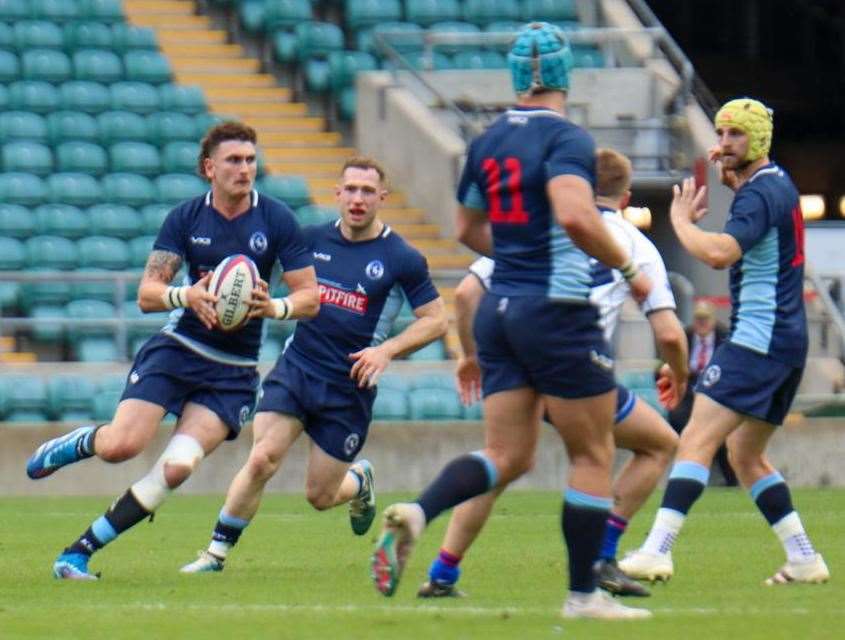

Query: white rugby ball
(209, 254), (259, 332)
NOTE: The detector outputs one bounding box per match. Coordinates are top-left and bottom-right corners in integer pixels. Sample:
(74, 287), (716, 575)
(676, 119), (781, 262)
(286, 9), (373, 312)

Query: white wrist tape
(162, 286), (190, 310)
(271, 296), (293, 320)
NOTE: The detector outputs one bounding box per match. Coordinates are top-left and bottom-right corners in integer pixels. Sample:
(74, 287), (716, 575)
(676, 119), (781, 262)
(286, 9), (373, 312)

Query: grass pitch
(0, 489), (841, 639)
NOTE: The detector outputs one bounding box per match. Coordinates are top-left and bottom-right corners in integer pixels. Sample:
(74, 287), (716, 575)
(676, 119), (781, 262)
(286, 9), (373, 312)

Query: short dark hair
(197, 121), (257, 180)
(595, 148), (632, 199)
(340, 156), (387, 184)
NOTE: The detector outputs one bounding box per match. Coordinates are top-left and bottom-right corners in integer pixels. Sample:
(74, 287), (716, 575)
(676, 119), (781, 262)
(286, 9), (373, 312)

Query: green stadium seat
(111, 24), (157, 52)
(295, 204), (336, 226)
(345, 0), (402, 30)
(22, 48), (72, 82)
(0, 236), (26, 308)
(327, 50), (378, 92)
(55, 140), (108, 175)
(110, 81), (161, 114)
(619, 370), (655, 390)
(121, 300), (167, 349)
(76, 336), (121, 362)
(0, 111), (48, 142)
(128, 235), (156, 268)
(73, 48), (123, 83)
(0, 23), (11, 49)
(66, 299), (116, 347)
(483, 20), (522, 35)
(405, 0), (462, 27)
(28, 304), (68, 340)
(161, 141), (200, 174)
(46, 110), (100, 144)
(0, 208), (32, 240)
(372, 388), (409, 419)
(462, 0), (520, 26)
(146, 111), (197, 144)
(158, 84), (205, 114)
(522, 0), (577, 21)
(337, 87), (357, 121)
(2, 375), (49, 423)
(194, 112), (224, 135)
(87, 204), (143, 239)
(303, 59), (331, 93)
(271, 30), (299, 64)
(410, 372), (454, 390)
(47, 172), (103, 207)
(291, 21), (344, 61)
(0, 0), (28, 21)
(388, 50), (453, 70)
(408, 387), (463, 420)
(26, 235), (79, 269)
(377, 373), (410, 392)
(451, 49), (507, 69)
(155, 173), (207, 203)
(1, 140), (54, 176)
(108, 141), (161, 176)
(123, 50), (171, 85)
(33, 0), (80, 22)
(101, 172), (156, 207)
(78, 236), (130, 269)
(258, 175), (310, 208)
(79, 0), (124, 23)
(92, 385), (122, 420)
(428, 21), (482, 55)
(59, 80), (112, 113)
(34, 203), (90, 239)
(407, 339), (446, 361)
(141, 203), (172, 234)
(63, 21), (114, 50)
(97, 110), (149, 144)
(571, 46), (604, 68)
(266, 0), (313, 31)
(0, 172), (48, 206)
(0, 87), (8, 112)
(237, 0), (267, 35)
(47, 375), (97, 421)
(13, 20), (64, 49)
(357, 22), (424, 56)
(8, 80), (61, 113)
(0, 50), (20, 82)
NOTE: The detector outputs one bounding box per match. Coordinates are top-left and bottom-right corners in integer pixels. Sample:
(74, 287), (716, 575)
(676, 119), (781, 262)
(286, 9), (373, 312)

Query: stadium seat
(101, 172), (157, 207)
(304, 59), (331, 93)
(0, 0), (29, 22)
(76, 336), (121, 362)
(194, 112), (224, 135)
(258, 175), (311, 208)
(78, 235), (130, 270)
(63, 21), (114, 50)
(111, 24), (157, 52)
(109, 141), (161, 176)
(237, 0), (267, 35)
(357, 22), (424, 57)
(79, 0), (125, 23)
(146, 111), (197, 144)
(55, 140), (108, 175)
(21, 48), (72, 82)
(408, 388), (463, 420)
(571, 46), (605, 68)
(0, 85), (11, 110)
(410, 372), (454, 390)
(59, 80), (112, 114)
(124, 50), (171, 85)
(47, 172), (103, 207)
(13, 20), (64, 50)
(26, 235), (79, 269)
(296, 204), (337, 226)
(155, 173), (207, 203)
(47, 375), (97, 421)
(65, 299), (117, 344)
(407, 339), (446, 360)
(92, 385), (122, 420)
(327, 50), (378, 92)
(462, 0), (520, 26)
(0, 50), (20, 82)
(0, 203), (36, 239)
(345, 0), (402, 31)
(337, 87), (357, 121)
(46, 110), (100, 144)
(0, 172), (48, 206)
(28, 304), (68, 340)
(97, 110), (149, 144)
(128, 235), (156, 268)
(33, 0), (80, 22)
(161, 141), (200, 174)
(0, 23), (10, 49)
(522, 0), (577, 21)
(158, 84), (205, 114)
(428, 21), (482, 55)
(271, 30), (299, 64)
(265, 0), (313, 31)
(122, 300), (168, 351)
(0, 111), (48, 142)
(463, 401), (482, 420)
(73, 48), (123, 83)
(372, 388), (409, 419)
(619, 370), (655, 390)
(141, 203), (172, 234)
(87, 204), (143, 239)
(110, 81), (161, 114)
(0, 236), (27, 308)
(451, 49), (507, 69)
(290, 21), (344, 62)
(8, 80), (61, 113)
(388, 51), (453, 71)
(34, 203), (90, 239)
(1, 140), (54, 176)
(405, 0), (462, 27)
(2, 375), (49, 423)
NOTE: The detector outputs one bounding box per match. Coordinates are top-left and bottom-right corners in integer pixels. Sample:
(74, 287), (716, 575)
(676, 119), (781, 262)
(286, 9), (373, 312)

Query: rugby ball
(209, 254), (259, 332)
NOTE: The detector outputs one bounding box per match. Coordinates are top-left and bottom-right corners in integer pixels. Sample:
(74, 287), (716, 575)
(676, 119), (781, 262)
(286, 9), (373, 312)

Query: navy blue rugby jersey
(456, 105), (597, 301)
(283, 221), (439, 383)
(723, 163), (807, 367)
(153, 190), (312, 365)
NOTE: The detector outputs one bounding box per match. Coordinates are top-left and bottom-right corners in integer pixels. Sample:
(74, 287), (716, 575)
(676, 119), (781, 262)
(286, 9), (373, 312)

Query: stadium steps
(0, 336), (37, 364)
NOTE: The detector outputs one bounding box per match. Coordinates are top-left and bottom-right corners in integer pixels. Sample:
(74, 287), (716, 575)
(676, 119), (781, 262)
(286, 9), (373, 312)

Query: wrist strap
(271, 297), (293, 320)
(619, 260), (639, 282)
(162, 286), (189, 310)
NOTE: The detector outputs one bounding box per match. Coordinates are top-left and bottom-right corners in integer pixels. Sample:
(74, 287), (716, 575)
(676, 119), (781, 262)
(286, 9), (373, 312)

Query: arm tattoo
(143, 250), (183, 284)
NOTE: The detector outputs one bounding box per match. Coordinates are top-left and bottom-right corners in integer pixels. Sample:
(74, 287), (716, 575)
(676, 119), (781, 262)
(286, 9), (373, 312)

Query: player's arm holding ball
(246, 265), (319, 321)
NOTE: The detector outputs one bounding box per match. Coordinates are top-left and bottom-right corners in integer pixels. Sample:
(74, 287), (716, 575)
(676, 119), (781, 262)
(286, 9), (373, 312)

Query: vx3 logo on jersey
(313, 252), (332, 261)
(190, 236), (211, 245)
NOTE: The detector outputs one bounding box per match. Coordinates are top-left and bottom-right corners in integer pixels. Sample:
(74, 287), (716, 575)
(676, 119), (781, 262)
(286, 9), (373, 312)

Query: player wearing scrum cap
(26, 121), (319, 581)
(620, 98), (830, 586)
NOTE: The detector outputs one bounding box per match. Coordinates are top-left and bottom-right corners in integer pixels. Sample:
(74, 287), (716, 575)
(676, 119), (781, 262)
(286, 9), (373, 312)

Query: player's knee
(97, 438), (145, 463)
(305, 486), (335, 511)
(162, 461), (194, 489)
(246, 447), (282, 482)
(493, 452), (534, 484)
(132, 434), (204, 511)
(726, 445), (763, 475)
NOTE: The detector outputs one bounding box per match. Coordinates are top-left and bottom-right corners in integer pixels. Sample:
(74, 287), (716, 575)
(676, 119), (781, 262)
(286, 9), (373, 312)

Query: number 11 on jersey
(482, 157), (529, 225)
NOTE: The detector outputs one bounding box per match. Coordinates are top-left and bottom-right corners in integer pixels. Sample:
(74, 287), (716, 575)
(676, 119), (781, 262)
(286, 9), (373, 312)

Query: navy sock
(416, 453), (496, 524)
(599, 513), (628, 561)
(213, 518), (247, 548)
(67, 489), (150, 556)
(77, 425), (101, 458)
(750, 473), (794, 525)
(661, 461), (709, 515)
(562, 489), (612, 593)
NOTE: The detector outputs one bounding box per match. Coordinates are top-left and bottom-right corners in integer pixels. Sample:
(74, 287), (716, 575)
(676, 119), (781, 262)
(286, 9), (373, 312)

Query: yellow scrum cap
(714, 98), (774, 163)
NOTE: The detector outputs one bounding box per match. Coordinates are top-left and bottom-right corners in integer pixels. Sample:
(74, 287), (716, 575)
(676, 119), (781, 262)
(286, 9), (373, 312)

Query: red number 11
(481, 157), (529, 224)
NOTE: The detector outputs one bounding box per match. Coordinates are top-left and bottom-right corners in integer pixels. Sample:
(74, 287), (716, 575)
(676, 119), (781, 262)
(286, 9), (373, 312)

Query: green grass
(0, 489), (841, 639)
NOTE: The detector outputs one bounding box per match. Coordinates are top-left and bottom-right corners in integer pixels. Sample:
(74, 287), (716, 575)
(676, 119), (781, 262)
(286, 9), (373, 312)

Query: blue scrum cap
(508, 22), (573, 95)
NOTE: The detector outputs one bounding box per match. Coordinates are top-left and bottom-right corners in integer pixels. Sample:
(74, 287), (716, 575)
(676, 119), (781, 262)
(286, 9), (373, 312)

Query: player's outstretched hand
(187, 272), (219, 330)
(455, 355), (482, 406)
(246, 279), (273, 319)
(656, 363), (687, 411)
(349, 345), (391, 389)
(627, 270), (652, 304)
(670, 177), (708, 224)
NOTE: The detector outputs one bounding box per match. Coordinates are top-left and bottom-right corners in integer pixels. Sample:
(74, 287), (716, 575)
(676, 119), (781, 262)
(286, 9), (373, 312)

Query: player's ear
(202, 157), (214, 180)
(620, 191), (631, 209)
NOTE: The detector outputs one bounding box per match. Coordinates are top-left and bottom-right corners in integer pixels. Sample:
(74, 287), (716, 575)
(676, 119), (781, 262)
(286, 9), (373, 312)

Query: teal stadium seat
(237, 0), (268, 35)
(124, 50), (171, 84)
(63, 21), (114, 50)
(327, 50), (378, 92)
(101, 172), (156, 207)
(155, 173), (207, 203)
(47, 375), (97, 421)
(407, 339), (446, 361)
(2, 375), (49, 423)
(46, 110), (100, 144)
(92, 384), (122, 420)
(0, 236), (25, 309)
(0, 172), (48, 206)
(0, 85), (10, 110)
(121, 300), (168, 355)
(25, 235), (78, 308)
(304, 59), (331, 93)
(405, 0), (462, 28)
(88, 204), (143, 239)
(158, 83), (205, 114)
(408, 388), (462, 420)
(55, 140), (108, 175)
(98, 110), (149, 143)
(357, 22), (424, 57)
(462, 0), (520, 26)
(79, 0), (125, 24)
(296, 204), (337, 226)
(0, 111), (48, 142)
(9, 80), (61, 113)
(128, 235), (156, 268)
(59, 80), (112, 113)
(13, 20), (64, 49)
(161, 141), (200, 174)
(0, 23), (11, 49)
(411, 372), (454, 390)
(66, 299), (120, 361)
(286, 21), (344, 63)
(47, 172), (103, 207)
(110, 81), (161, 114)
(463, 400), (482, 420)
(73, 48), (123, 83)
(0, 203), (36, 239)
(521, 0), (578, 22)
(141, 203), (172, 234)
(0, 0), (29, 21)
(22, 48), (72, 82)
(451, 49), (507, 69)
(194, 111), (224, 135)
(147, 111), (197, 144)
(619, 370), (655, 390)
(265, 0), (313, 31)
(571, 46), (604, 68)
(428, 21), (481, 55)
(78, 235), (130, 269)
(111, 24), (157, 51)
(345, 0), (402, 31)
(34, 203), (90, 239)
(337, 86), (357, 121)
(33, 0), (80, 22)
(389, 50), (453, 71)
(258, 175), (310, 208)
(109, 141), (161, 176)
(28, 304), (68, 341)
(372, 388), (409, 420)
(1, 140), (54, 176)
(0, 50), (20, 82)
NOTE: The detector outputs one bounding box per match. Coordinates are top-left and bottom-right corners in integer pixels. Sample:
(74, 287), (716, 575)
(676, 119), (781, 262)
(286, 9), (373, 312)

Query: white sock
(773, 511), (816, 563)
(641, 508), (686, 555)
(207, 540), (232, 560)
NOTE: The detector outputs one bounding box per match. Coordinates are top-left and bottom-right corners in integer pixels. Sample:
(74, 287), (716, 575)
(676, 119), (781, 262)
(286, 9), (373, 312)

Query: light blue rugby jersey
(723, 163), (807, 367)
(456, 105), (597, 301)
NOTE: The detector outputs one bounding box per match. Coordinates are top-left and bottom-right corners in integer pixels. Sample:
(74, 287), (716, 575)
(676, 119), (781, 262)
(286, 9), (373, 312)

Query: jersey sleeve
(456, 144), (487, 210)
(153, 205), (188, 257)
(637, 243), (676, 314)
(398, 246), (439, 309)
(274, 206), (313, 272)
(545, 125), (596, 185)
(724, 188), (771, 253)
(468, 256), (494, 291)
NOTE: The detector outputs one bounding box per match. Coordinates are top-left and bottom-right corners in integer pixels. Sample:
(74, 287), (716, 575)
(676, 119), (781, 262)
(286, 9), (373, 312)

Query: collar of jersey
(333, 218), (392, 242)
(746, 162), (779, 184)
(204, 190), (259, 209)
(506, 106), (566, 120)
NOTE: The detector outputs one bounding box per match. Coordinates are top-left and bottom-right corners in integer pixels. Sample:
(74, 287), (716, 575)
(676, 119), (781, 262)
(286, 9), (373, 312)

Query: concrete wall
(3, 418), (844, 496)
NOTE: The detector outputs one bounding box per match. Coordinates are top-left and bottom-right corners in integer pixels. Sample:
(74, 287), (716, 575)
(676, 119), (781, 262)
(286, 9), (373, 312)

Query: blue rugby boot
(26, 425), (96, 479)
(348, 460), (376, 536)
(53, 552), (99, 581)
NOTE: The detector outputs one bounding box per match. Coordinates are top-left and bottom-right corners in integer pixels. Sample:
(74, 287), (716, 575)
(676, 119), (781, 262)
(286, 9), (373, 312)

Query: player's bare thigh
(94, 398), (168, 462)
(175, 402), (232, 456)
(725, 418), (777, 487)
(614, 398), (678, 456)
(304, 441), (353, 509)
(481, 387), (543, 485)
(676, 393), (744, 465)
(247, 411), (306, 478)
